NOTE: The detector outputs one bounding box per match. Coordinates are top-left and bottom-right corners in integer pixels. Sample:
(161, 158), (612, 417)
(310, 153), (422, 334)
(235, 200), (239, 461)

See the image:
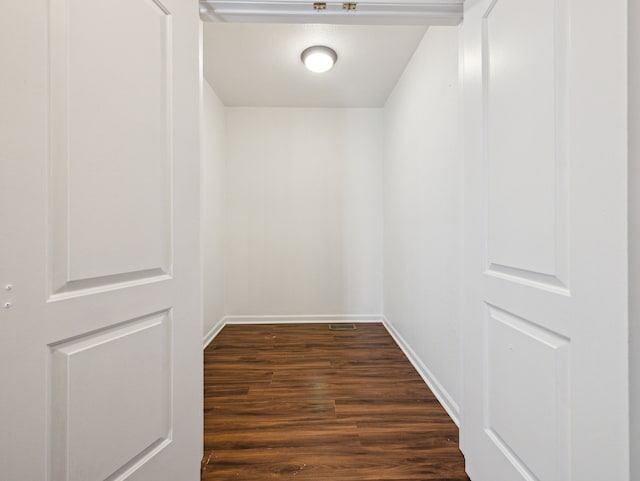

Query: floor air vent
(329, 323), (356, 330)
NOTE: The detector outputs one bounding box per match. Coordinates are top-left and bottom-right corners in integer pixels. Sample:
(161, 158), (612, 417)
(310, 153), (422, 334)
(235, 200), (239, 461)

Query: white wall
(383, 27), (462, 419)
(630, 0), (639, 477)
(201, 79), (226, 336)
(225, 107), (383, 316)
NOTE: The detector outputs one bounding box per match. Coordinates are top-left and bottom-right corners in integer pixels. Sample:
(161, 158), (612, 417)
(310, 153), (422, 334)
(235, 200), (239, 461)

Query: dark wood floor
(202, 323), (470, 480)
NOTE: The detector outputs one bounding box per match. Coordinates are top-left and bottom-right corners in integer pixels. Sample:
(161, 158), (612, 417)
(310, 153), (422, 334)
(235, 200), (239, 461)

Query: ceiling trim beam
(199, 1), (463, 25)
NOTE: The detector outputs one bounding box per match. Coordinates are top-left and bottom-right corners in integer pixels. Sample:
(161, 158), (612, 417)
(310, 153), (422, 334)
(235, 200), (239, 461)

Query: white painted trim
(457, 20), (465, 451)
(203, 314), (384, 349)
(202, 317), (226, 350)
(382, 315), (460, 426)
(199, 0), (463, 25)
(224, 314), (384, 324)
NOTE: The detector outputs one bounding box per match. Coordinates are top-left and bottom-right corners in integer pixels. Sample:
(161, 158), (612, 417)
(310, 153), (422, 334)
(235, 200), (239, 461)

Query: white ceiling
(203, 22), (428, 108)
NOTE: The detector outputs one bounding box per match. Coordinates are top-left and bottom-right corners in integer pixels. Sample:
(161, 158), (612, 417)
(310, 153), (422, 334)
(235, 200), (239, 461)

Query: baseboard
(202, 317), (226, 350)
(203, 314), (384, 349)
(382, 315), (460, 427)
(224, 314), (384, 324)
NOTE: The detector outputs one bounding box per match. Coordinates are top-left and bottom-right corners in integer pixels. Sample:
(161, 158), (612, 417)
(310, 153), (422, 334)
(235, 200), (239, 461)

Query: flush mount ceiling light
(301, 45), (337, 73)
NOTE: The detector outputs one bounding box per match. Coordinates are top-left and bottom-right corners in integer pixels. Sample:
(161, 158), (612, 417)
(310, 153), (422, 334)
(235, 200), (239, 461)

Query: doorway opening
(200, 15), (464, 480)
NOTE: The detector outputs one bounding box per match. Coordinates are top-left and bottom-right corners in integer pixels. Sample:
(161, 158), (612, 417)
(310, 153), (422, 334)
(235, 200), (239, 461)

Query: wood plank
(202, 323), (469, 480)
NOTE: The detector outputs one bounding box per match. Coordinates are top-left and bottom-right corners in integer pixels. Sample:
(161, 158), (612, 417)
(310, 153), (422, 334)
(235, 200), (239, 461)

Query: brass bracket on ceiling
(342, 2), (357, 10)
(313, 2), (327, 10)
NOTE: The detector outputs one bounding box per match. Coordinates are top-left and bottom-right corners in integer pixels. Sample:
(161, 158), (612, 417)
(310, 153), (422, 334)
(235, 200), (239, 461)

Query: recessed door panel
(50, 0), (173, 294)
(484, 0), (568, 291)
(486, 306), (569, 481)
(50, 312), (171, 481)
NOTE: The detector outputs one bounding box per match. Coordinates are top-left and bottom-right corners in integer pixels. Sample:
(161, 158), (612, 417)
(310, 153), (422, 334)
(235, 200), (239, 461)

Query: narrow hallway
(202, 323), (469, 480)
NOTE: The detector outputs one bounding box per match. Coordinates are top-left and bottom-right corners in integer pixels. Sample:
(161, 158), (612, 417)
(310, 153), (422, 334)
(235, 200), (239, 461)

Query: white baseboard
(223, 314), (384, 324)
(382, 315), (460, 427)
(203, 314), (383, 349)
(202, 317), (226, 350)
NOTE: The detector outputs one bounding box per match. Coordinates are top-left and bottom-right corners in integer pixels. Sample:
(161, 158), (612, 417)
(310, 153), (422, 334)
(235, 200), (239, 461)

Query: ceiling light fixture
(301, 45), (337, 73)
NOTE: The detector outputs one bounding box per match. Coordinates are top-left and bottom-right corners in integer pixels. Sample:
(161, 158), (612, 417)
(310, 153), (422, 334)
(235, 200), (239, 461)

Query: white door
(461, 0), (629, 480)
(0, 1), (202, 480)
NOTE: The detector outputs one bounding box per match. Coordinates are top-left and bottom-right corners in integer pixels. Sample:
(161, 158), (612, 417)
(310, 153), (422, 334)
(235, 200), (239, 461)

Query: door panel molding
(484, 304), (570, 481)
(485, 264), (569, 296)
(49, 311), (172, 481)
(481, 0), (570, 292)
(48, 0), (174, 296)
